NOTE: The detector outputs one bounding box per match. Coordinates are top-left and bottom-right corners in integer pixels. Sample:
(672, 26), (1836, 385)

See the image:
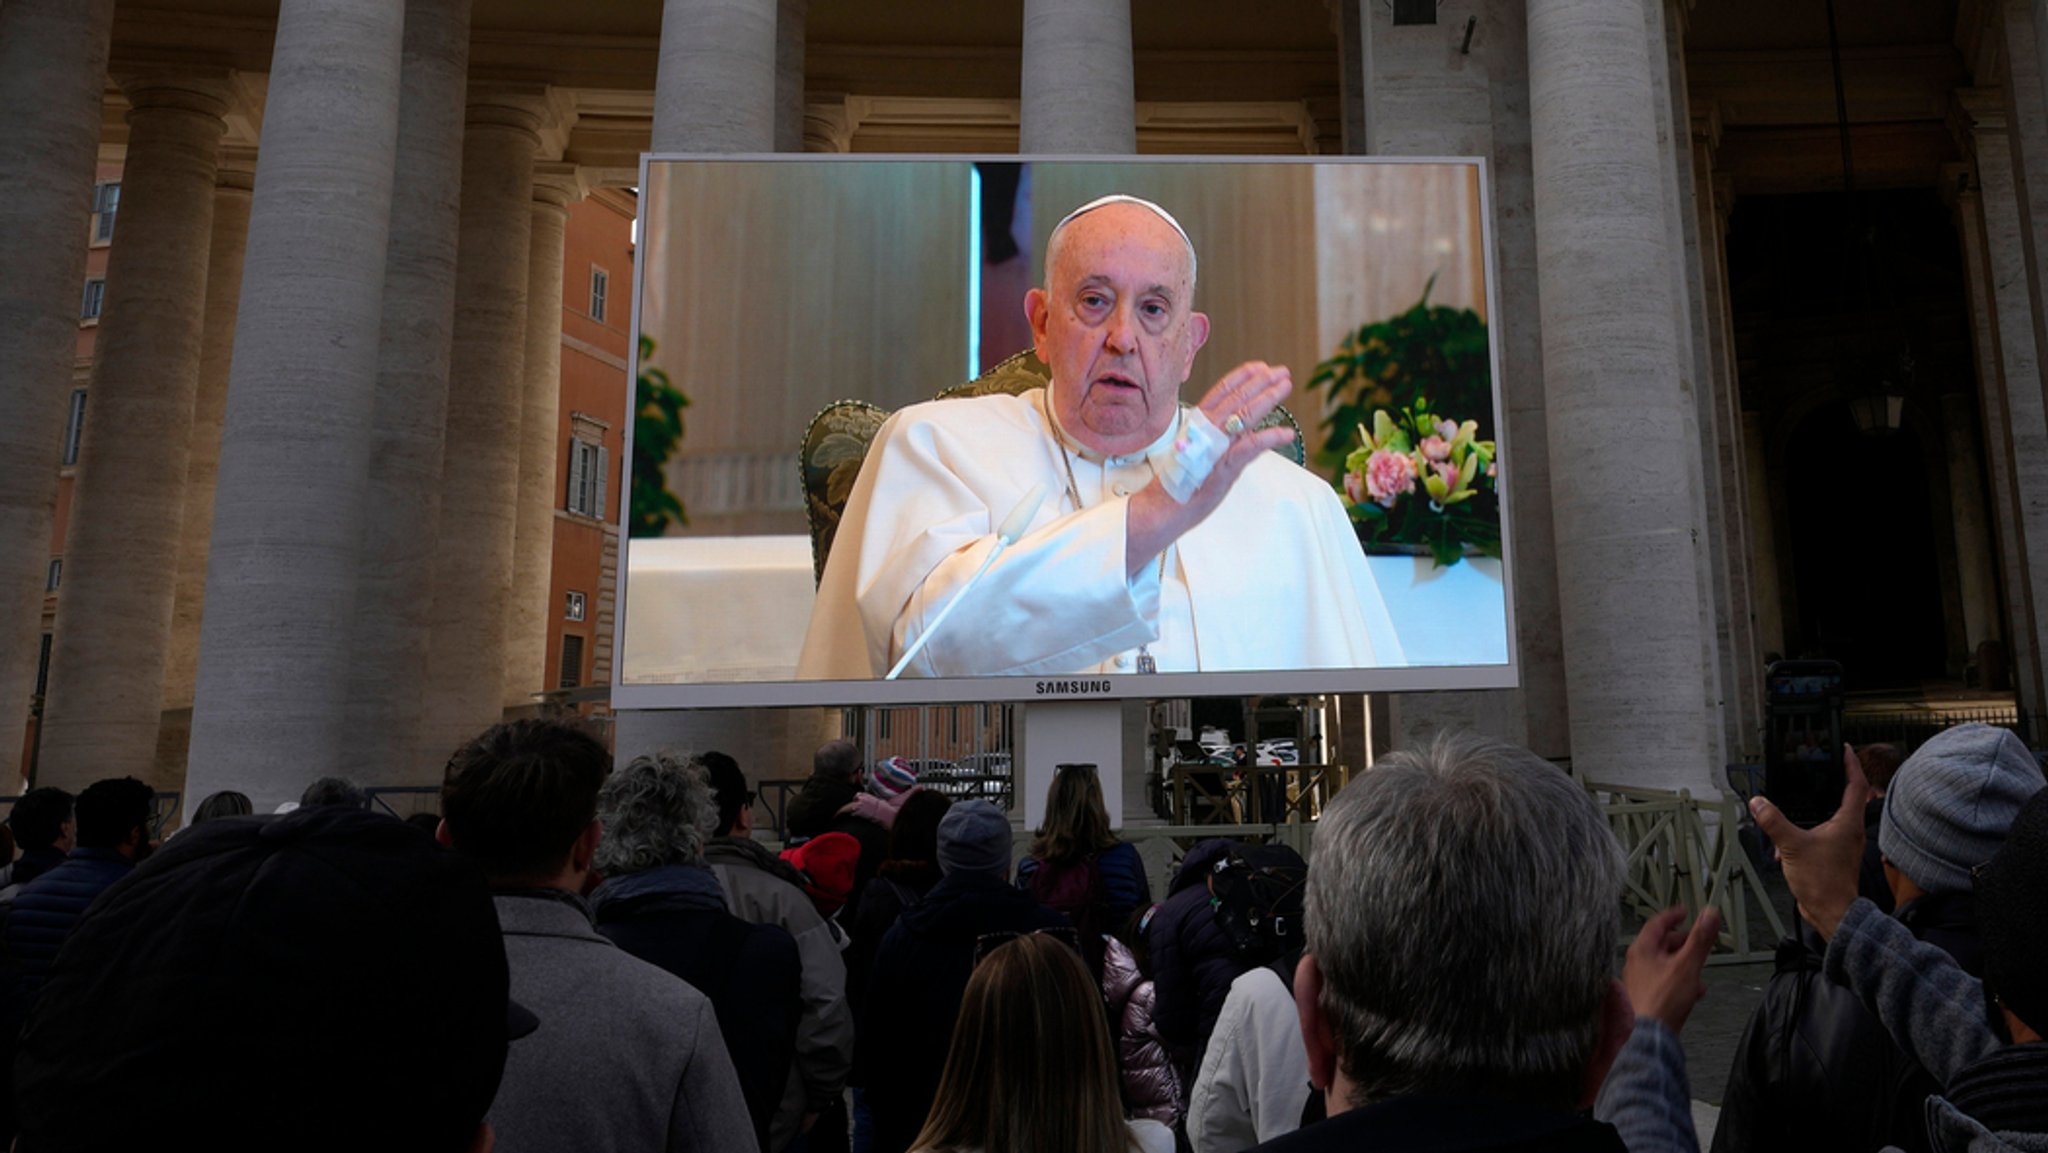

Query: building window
(565, 590), (586, 622)
(559, 633), (585, 690)
(46, 559), (61, 592)
(62, 389), (86, 465)
(565, 437), (608, 519)
(34, 635), (52, 698)
(590, 266), (609, 323)
(80, 277), (105, 322)
(92, 182), (120, 243)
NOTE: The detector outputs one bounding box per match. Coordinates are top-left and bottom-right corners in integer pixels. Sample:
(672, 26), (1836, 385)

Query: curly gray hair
(593, 750), (719, 877)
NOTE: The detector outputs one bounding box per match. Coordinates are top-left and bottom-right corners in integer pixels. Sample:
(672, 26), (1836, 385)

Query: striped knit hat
(868, 756), (918, 801)
(1879, 724), (2045, 895)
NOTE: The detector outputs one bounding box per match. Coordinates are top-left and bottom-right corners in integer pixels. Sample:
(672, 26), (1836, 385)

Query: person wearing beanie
(859, 798), (1065, 1153)
(1719, 727), (2046, 1153)
(1758, 743), (2048, 1152)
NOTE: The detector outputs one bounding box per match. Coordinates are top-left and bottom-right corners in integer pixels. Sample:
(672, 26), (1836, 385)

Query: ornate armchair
(798, 348), (1304, 585)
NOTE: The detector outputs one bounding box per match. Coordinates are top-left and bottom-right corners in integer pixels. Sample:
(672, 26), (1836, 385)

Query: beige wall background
(639, 159), (1487, 537)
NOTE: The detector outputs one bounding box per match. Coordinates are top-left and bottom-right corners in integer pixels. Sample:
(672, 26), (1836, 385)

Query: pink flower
(1419, 435), (1451, 462)
(1433, 459), (1461, 488)
(1364, 449), (1416, 507)
(1344, 469), (1367, 506)
(1435, 418), (1459, 441)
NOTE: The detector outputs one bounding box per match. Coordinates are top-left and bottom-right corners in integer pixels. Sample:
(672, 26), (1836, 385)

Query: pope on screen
(795, 194), (1404, 679)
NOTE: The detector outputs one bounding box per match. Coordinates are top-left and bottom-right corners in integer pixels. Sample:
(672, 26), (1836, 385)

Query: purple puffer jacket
(1102, 935), (1182, 1125)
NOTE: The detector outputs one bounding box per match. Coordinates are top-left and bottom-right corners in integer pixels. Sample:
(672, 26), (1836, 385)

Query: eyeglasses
(972, 925), (1083, 966)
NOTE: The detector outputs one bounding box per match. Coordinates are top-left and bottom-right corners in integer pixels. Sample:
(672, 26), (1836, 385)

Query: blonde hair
(910, 934), (1134, 1153)
(1028, 763), (1118, 865)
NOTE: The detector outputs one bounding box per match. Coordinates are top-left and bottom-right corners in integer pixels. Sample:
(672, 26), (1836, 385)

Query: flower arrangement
(1342, 402), (1500, 567)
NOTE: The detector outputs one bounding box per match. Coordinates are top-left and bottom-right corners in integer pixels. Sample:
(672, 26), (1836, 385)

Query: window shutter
(559, 633), (585, 689)
(565, 438), (586, 512)
(596, 446), (610, 519)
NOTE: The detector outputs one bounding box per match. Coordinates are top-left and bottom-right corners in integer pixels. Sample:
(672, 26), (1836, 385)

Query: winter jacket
(592, 864), (802, 1153)
(859, 869), (1067, 1153)
(1102, 935), (1181, 1125)
(1150, 839), (1253, 1083)
(784, 774), (890, 929)
(705, 835), (855, 1153)
(2, 848), (132, 985)
(1714, 890), (1984, 1153)
(1248, 1091), (1628, 1153)
(1825, 897), (2048, 1153)
(1594, 1018), (1707, 1153)
(1189, 963), (1308, 1152)
(488, 891), (757, 1153)
(1017, 839), (1151, 938)
(847, 859), (941, 1024)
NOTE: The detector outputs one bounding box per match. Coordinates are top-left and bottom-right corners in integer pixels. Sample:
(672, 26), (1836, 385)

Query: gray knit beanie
(1879, 724), (2045, 895)
(936, 799), (1012, 877)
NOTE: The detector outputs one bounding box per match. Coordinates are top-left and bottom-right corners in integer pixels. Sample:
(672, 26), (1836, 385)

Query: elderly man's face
(1026, 203), (1211, 457)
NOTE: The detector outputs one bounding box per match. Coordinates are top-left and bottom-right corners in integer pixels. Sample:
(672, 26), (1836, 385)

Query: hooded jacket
(1149, 839), (1253, 1084)
(705, 836), (854, 1153)
(592, 864), (802, 1153)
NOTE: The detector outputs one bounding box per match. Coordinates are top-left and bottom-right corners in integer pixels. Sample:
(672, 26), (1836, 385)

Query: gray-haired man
(1252, 732), (1718, 1153)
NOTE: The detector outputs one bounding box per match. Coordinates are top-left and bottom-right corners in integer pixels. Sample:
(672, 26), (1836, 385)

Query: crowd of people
(0, 720), (2038, 1153)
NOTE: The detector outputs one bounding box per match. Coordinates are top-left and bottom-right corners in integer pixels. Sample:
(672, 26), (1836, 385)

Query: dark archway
(1780, 406), (1947, 689)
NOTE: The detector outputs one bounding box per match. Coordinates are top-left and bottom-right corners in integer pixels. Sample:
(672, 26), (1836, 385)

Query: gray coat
(1827, 897), (2048, 1153)
(489, 891), (759, 1153)
(705, 836), (856, 1152)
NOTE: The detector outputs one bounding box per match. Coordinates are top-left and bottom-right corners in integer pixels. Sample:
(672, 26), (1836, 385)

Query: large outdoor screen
(616, 156), (1516, 708)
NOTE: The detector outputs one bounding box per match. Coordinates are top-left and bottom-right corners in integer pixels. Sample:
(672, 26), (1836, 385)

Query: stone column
(157, 145), (257, 785)
(775, 0), (808, 152)
(0, 0), (117, 781)
(1941, 392), (2001, 657)
(184, 0), (406, 815)
(417, 91), (542, 767)
(1020, 0), (1136, 153)
(1961, 89), (2048, 718)
(1528, 0), (1716, 794)
(506, 175), (577, 711)
(37, 73), (233, 791)
(1740, 411), (1786, 661)
(343, 0), (472, 785)
(652, 0), (777, 152)
(1951, 160), (2040, 707)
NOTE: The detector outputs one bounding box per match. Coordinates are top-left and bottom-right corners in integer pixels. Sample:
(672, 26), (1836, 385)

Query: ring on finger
(1223, 412), (1247, 437)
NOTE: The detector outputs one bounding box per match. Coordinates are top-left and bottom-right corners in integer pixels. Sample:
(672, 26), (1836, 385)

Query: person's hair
(696, 750), (748, 835)
(192, 791), (254, 824)
(441, 719), (610, 880)
(911, 933), (1134, 1153)
(1308, 732), (1623, 1108)
(1028, 763), (1117, 865)
(9, 787), (75, 851)
(300, 777), (367, 810)
(1043, 195), (1199, 297)
(814, 738), (861, 782)
(75, 778), (155, 850)
(885, 789), (953, 868)
(1858, 743), (1904, 794)
(594, 751), (718, 876)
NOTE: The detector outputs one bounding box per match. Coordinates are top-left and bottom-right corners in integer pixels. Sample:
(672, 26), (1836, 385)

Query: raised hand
(1125, 361), (1294, 577)
(1749, 744), (1870, 940)
(1623, 905), (1723, 1033)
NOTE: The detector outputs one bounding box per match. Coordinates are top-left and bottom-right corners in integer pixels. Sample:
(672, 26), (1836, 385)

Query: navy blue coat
(859, 869), (1066, 1153)
(1147, 838), (1253, 1087)
(3, 848), (133, 987)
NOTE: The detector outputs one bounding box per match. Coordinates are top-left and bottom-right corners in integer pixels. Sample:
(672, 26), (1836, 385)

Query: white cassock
(794, 388), (1405, 678)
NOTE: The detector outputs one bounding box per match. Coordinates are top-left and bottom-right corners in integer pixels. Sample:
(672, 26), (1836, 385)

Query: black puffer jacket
(1712, 891), (1984, 1153)
(1147, 838), (1247, 1089)
(2, 849), (134, 988)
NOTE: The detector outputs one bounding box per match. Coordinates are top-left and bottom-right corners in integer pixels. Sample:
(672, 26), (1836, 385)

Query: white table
(622, 535), (818, 683)
(1366, 553), (1510, 668)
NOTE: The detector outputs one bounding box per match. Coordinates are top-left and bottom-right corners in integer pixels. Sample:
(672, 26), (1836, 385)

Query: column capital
(1954, 87), (2008, 138)
(1937, 160), (1977, 210)
(115, 67), (236, 122)
(803, 94), (854, 153)
(466, 85), (550, 142)
(215, 143), (259, 192)
(1689, 100), (1721, 153)
(533, 162), (587, 211)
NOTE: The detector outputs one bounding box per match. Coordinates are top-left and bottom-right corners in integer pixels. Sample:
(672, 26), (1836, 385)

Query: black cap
(1977, 785), (2048, 1037)
(16, 806), (526, 1152)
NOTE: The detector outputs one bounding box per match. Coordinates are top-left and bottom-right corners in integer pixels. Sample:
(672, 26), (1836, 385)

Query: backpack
(1028, 852), (1104, 928)
(1205, 844), (1307, 960)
